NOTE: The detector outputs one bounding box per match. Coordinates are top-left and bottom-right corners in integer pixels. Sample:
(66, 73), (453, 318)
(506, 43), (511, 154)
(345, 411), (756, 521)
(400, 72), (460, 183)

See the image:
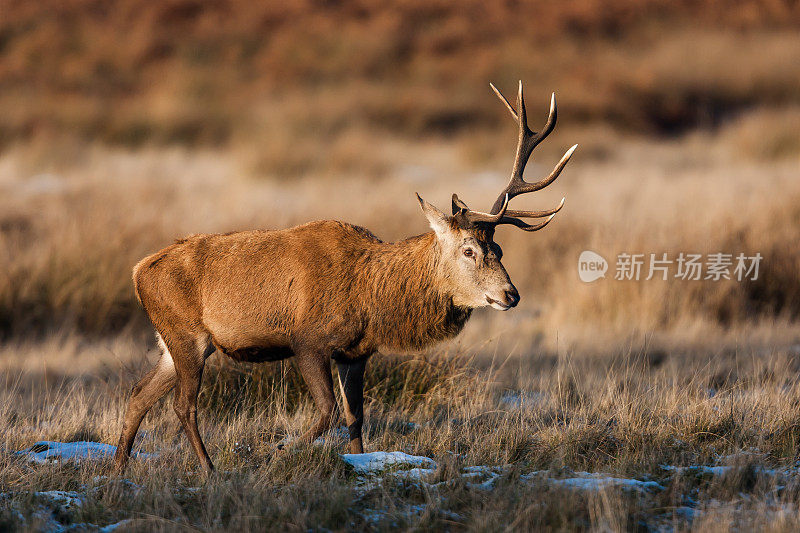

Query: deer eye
(463, 248), (475, 258)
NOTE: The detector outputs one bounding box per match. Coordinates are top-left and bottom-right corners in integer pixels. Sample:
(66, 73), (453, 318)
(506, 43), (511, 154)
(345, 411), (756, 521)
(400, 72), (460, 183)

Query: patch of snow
(4, 509), (26, 526)
(341, 451), (437, 474)
(89, 477), (144, 497)
(661, 462), (800, 481)
(360, 507), (390, 525)
(34, 490), (85, 511)
(359, 503), (433, 526)
(16, 441), (155, 464)
(346, 456), (682, 497)
(2, 489), (151, 533)
(352, 477), (384, 494)
(547, 476), (664, 492)
(1, 490), (90, 533)
(518, 469), (549, 480)
(522, 470), (664, 492)
(462, 465), (501, 475)
(714, 448), (766, 464)
(30, 507), (66, 532)
(460, 465), (506, 490)
(651, 506), (700, 532)
(469, 474), (501, 491)
(674, 506), (699, 520)
(393, 467), (437, 482)
(661, 465), (733, 476)
(99, 519), (135, 532)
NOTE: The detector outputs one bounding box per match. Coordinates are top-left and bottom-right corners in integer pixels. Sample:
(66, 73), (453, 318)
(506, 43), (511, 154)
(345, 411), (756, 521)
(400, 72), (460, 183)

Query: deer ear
(416, 193), (452, 237)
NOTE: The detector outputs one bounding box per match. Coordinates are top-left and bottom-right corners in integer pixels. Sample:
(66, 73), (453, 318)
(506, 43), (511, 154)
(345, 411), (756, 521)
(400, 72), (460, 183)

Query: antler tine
(453, 193), (509, 225)
(489, 83), (517, 120)
(498, 212), (558, 232)
(515, 143), (578, 197)
(489, 84), (566, 214)
(504, 197), (565, 219)
(494, 197), (564, 232)
(515, 80), (528, 137)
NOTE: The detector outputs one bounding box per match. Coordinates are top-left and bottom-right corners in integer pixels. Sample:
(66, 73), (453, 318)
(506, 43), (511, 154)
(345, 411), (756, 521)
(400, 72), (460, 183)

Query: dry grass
(4, 337), (800, 530)
(2, 112), (799, 351)
(1, 144), (799, 531)
(3, 3), (800, 529)
(1, 121), (800, 529)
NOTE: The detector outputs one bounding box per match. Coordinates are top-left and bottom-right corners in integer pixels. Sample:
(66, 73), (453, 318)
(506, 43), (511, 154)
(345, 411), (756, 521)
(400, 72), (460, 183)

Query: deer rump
(135, 221), (380, 362)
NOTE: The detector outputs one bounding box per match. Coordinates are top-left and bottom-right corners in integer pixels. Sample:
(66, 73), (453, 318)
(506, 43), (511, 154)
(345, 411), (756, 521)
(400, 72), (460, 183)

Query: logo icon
(578, 250), (607, 282)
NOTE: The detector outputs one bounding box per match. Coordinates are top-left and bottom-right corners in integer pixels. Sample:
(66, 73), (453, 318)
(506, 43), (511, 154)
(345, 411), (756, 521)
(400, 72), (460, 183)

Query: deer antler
(453, 82), (576, 232)
(489, 82), (577, 214)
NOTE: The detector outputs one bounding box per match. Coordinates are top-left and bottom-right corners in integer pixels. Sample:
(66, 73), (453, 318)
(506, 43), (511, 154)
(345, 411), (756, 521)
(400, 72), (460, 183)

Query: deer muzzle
(486, 286), (520, 310)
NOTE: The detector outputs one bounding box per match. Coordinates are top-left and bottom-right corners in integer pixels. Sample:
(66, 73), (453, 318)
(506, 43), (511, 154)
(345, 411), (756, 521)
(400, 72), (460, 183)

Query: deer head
(416, 82), (577, 311)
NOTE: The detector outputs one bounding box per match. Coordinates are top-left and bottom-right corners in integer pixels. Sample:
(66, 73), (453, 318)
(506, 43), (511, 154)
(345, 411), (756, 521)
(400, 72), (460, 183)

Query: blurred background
(1, 0), (800, 368)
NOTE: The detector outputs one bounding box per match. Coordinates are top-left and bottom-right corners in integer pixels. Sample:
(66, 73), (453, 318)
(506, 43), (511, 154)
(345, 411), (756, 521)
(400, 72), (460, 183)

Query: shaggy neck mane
(366, 232), (472, 351)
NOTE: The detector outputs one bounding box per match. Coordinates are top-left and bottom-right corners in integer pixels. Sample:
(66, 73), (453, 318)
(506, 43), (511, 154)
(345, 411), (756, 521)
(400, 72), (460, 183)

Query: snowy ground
(15, 441), (155, 465)
(5, 438), (800, 531)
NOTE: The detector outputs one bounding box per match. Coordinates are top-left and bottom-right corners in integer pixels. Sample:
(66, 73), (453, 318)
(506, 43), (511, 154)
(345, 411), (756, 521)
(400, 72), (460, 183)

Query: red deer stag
(113, 82), (577, 474)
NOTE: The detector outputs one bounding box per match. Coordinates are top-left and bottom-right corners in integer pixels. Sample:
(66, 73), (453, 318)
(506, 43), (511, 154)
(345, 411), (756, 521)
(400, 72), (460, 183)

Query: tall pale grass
(2, 112), (798, 352)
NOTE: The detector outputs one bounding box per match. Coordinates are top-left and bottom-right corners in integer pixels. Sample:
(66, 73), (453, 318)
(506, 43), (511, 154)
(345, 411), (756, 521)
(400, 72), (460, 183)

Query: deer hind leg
(169, 332), (215, 474)
(337, 358), (367, 454)
(113, 334), (177, 474)
(296, 352), (338, 444)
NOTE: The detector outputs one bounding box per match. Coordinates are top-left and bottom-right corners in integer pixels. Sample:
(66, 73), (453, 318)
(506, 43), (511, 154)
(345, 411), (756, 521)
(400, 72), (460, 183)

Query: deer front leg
(296, 352), (337, 444)
(337, 357), (367, 454)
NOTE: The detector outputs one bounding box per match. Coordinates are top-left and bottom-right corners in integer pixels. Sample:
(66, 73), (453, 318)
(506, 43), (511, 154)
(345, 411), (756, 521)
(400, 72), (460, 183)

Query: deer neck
(368, 232), (472, 351)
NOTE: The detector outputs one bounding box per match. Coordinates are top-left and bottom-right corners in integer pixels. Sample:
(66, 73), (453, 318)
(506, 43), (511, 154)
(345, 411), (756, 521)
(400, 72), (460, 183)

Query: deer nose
(504, 287), (520, 307)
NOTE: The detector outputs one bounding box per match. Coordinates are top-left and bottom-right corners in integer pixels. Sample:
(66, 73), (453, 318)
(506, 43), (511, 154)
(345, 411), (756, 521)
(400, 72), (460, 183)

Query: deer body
(113, 82), (576, 474)
(136, 221), (472, 364)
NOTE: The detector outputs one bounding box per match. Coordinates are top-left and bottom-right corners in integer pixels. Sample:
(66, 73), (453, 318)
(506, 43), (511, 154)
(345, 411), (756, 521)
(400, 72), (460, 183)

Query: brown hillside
(2, 0), (800, 146)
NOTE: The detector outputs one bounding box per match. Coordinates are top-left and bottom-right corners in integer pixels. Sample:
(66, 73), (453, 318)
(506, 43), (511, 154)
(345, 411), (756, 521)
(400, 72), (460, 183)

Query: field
(5, 331), (800, 530)
(2, 1), (800, 531)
